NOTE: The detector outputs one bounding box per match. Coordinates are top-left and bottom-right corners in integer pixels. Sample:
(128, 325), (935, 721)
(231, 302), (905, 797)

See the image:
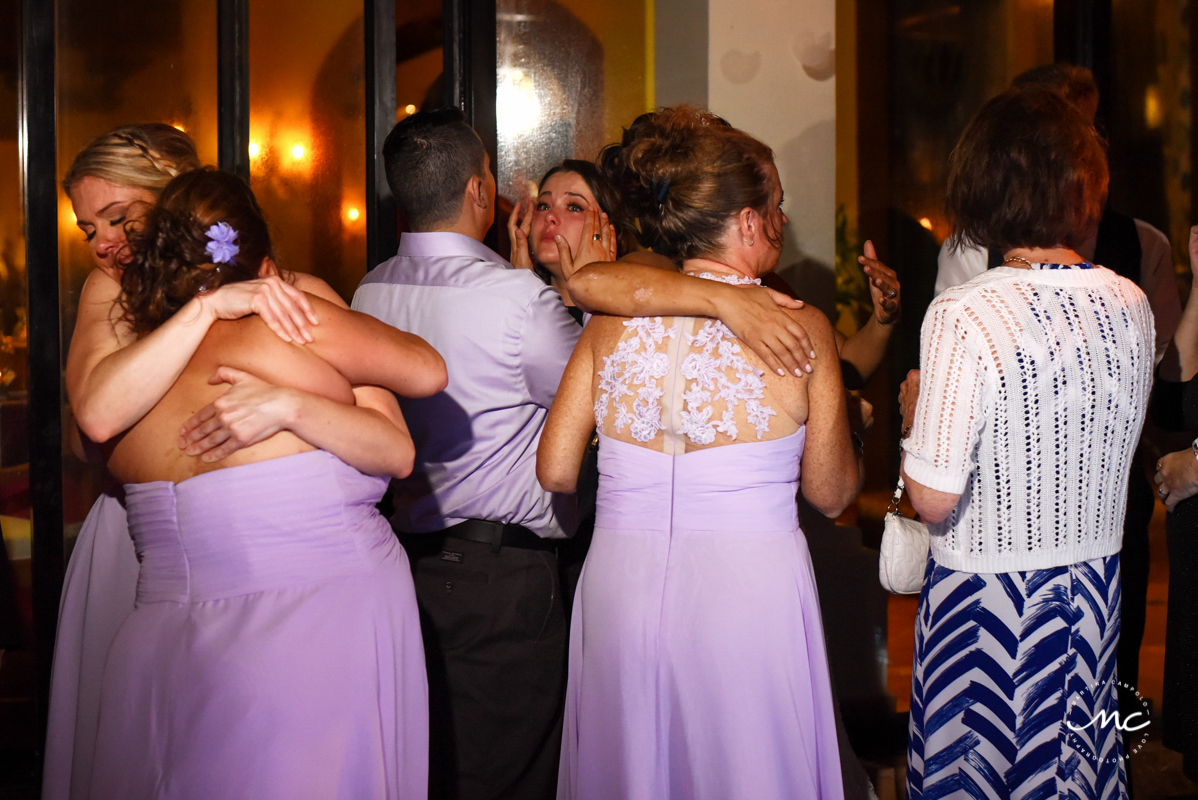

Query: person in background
(900, 87), (1153, 800)
(507, 159), (634, 611)
(48, 124), (422, 800)
(353, 107), (581, 800)
(932, 64), (1180, 742)
(508, 158), (637, 314)
(1149, 224), (1198, 784)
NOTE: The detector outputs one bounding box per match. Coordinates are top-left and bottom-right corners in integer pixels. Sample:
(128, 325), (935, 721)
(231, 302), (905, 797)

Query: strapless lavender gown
(44, 489), (137, 800)
(87, 450), (428, 799)
(558, 429), (844, 800)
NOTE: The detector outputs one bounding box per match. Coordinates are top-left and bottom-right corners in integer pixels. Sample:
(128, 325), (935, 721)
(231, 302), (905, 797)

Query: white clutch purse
(879, 475), (930, 594)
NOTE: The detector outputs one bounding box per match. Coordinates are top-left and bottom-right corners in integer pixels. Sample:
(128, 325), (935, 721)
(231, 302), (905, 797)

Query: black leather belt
(440, 519), (557, 554)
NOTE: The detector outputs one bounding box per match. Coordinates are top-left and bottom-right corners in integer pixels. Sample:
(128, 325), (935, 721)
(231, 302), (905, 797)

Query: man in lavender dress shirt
(352, 108), (577, 800)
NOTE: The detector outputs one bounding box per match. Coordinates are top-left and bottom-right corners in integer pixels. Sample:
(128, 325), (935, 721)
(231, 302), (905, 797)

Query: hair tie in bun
(653, 178), (671, 208)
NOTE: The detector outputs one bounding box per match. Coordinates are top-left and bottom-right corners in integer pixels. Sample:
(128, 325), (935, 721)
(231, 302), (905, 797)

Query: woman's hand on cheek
(507, 200), (535, 271)
(559, 208), (617, 280)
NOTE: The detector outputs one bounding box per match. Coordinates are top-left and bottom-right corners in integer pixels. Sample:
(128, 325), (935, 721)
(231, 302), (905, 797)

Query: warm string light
(1144, 86), (1163, 129)
(242, 134), (363, 235)
(404, 104), (417, 116)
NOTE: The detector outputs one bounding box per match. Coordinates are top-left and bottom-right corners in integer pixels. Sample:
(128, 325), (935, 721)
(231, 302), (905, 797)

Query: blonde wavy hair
(63, 123), (201, 197)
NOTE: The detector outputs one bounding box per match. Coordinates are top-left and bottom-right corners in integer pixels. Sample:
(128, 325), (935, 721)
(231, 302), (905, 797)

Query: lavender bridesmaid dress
(558, 297), (845, 800)
(44, 490), (138, 800)
(87, 450), (428, 799)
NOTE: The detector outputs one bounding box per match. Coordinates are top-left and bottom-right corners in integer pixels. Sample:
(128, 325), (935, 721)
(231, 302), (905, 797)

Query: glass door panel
(248, 0), (366, 301)
(495, 0), (650, 202)
(0, 0), (34, 786)
(56, 0), (219, 561)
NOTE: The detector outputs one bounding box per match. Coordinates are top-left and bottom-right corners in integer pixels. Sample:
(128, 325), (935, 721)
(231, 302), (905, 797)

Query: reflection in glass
(56, 0), (219, 562)
(495, 0), (648, 202)
(395, 0), (445, 239)
(249, 0), (366, 301)
(888, 0), (1052, 243)
(396, 0), (443, 116)
(0, 0), (25, 665)
(1110, 0), (1191, 278)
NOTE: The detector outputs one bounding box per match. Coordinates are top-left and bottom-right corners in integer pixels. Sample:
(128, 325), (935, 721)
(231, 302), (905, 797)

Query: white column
(708, 0), (837, 313)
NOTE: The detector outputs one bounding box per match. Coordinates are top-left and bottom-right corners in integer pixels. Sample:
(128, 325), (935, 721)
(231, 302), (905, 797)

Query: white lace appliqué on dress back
(595, 272), (777, 445)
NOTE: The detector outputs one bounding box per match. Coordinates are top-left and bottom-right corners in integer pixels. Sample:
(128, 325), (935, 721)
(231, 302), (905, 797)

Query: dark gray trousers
(402, 534), (567, 800)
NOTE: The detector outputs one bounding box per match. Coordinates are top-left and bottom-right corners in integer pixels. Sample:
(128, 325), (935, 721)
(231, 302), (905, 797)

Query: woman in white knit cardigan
(897, 87), (1155, 800)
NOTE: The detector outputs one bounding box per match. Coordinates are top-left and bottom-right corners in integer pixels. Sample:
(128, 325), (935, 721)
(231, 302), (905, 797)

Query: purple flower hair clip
(205, 222), (240, 264)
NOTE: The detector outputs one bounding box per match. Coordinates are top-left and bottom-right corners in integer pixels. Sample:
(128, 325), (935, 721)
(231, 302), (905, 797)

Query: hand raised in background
(858, 240), (901, 326)
(506, 200), (535, 271)
(898, 369), (921, 437)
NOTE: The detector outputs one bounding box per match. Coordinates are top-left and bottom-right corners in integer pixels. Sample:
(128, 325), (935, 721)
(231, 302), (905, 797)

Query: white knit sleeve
(902, 296), (987, 494)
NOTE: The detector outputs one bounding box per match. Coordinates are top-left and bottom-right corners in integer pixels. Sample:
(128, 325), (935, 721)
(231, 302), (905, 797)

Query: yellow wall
(557, 0), (651, 146)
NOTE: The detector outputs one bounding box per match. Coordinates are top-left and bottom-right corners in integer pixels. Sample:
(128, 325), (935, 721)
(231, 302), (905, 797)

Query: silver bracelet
(1191, 437), (1198, 462)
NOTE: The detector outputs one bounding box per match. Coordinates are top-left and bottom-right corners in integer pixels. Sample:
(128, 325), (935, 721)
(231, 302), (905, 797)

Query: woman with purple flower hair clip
(204, 221), (240, 264)
(84, 167), (446, 799)
(50, 127), (446, 800)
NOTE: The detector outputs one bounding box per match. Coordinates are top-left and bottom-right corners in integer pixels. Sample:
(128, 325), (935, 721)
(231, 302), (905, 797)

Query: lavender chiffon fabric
(44, 491), (138, 800)
(559, 430), (844, 800)
(87, 451), (428, 799)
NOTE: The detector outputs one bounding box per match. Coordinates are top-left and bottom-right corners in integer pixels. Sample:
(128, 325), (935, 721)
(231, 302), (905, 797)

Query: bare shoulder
(786, 304), (837, 354)
(302, 293), (388, 338)
(198, 315), (355, 403)
(81, 266), (122, 296)
(583, 314), (630, 351)
(287, 271), (349, 308)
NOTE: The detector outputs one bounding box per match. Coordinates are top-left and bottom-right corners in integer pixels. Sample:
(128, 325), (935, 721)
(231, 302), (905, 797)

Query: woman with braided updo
(85, 167), (442, 798)
(538, 106), (860, 800)
(48, 126), (442, 799)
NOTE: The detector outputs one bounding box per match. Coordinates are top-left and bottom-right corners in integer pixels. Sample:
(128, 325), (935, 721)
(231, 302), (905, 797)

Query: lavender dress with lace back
(557, 274), (844, 800)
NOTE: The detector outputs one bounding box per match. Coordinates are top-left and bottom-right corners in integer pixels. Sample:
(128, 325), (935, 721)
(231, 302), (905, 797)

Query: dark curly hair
(120, 167), (278, 335)
(597, 106), (778, 262)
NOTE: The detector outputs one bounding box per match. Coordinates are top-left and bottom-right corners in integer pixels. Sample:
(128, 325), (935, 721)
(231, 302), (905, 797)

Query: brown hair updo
(947, 86), (1108, 253)
(120, 167), (277, 335)
(597, 106), (777, 261)
(64, 123), (201, 197)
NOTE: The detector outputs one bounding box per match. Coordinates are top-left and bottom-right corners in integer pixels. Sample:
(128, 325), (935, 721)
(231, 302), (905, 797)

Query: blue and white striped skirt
(907, 554), (1127, 800)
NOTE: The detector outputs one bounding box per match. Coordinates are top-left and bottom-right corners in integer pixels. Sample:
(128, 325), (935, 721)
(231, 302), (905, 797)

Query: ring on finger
(886, 289), (897, 299)
(1159, 485), (1168, 499)
(593, 233), (602, 241)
